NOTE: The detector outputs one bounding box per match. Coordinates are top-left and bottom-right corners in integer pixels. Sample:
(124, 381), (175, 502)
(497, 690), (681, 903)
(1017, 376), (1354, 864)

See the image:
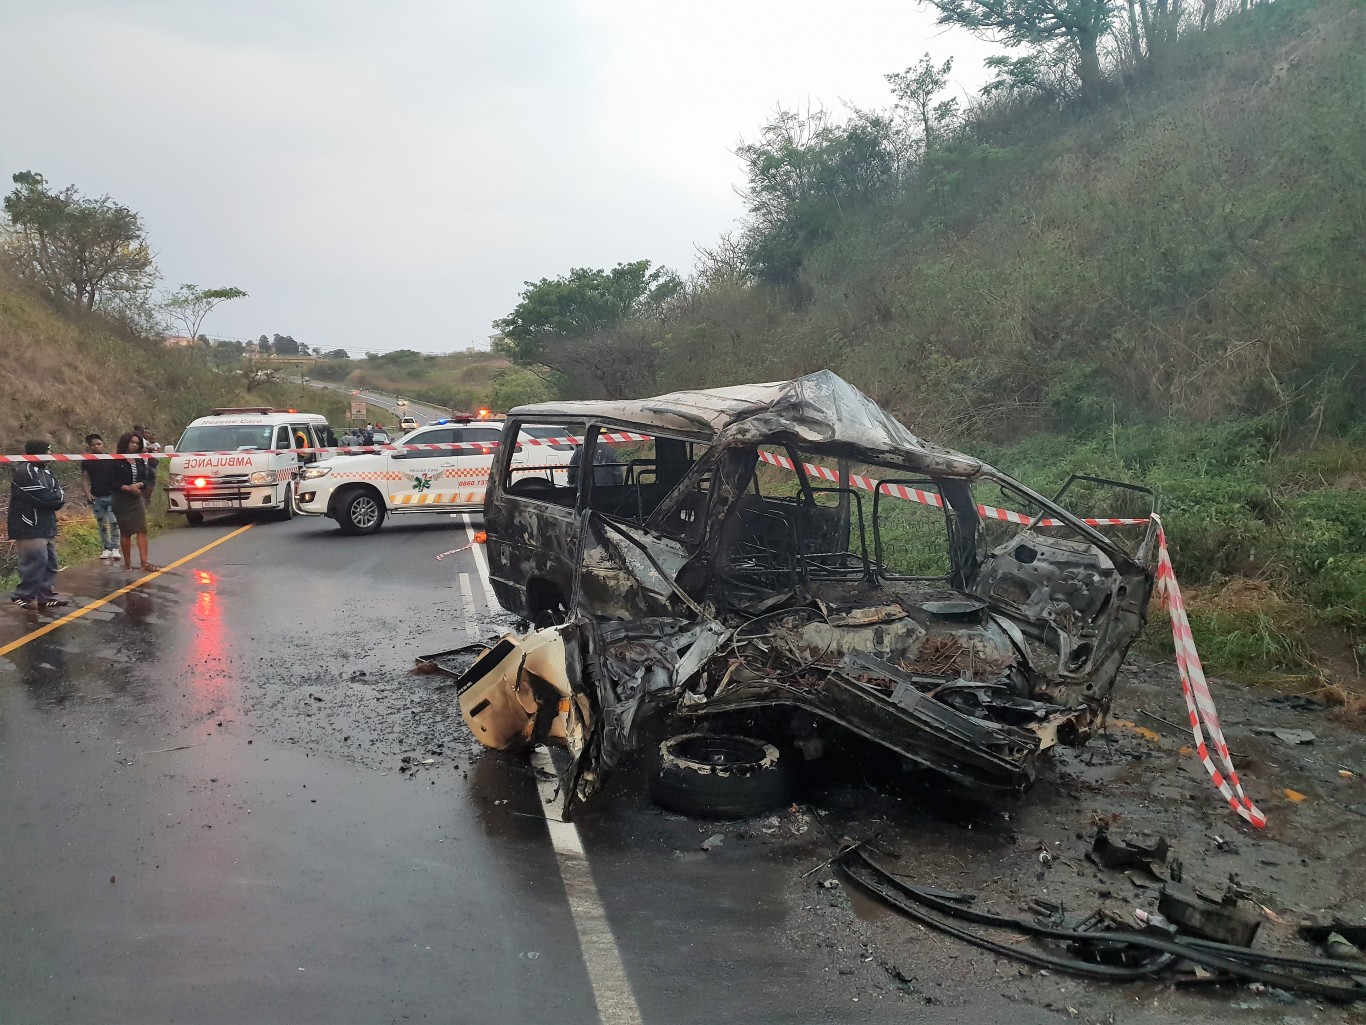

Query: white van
(295, 416), (574, 534)
(166, 407), (335, 525)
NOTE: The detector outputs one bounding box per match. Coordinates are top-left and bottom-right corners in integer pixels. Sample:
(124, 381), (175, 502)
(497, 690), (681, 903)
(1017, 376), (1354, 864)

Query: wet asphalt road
(0, 513), (1048, 1025)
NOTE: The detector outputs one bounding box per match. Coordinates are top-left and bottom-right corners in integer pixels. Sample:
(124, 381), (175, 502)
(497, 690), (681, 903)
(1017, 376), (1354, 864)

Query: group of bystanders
(7, 425), (160, 612)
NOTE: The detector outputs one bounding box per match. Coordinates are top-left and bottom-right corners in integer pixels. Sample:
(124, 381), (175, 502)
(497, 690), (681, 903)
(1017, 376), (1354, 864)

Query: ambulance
(165, 407), (335, 525)
(295, 414), (574, 534)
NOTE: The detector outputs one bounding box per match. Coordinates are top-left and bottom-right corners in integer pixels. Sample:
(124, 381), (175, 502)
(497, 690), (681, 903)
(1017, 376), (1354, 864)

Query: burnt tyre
(185, 511), (205, 526)
(651, 733), (794, 819)
(337, 487), (385, 535)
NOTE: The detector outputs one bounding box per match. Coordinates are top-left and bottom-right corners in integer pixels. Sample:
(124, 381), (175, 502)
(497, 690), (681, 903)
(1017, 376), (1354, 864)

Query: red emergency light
(193, 477), (209, 488)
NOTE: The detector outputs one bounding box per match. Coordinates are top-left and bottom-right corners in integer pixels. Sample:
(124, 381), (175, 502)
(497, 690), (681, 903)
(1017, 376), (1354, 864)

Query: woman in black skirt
(112, 432), (158, 571)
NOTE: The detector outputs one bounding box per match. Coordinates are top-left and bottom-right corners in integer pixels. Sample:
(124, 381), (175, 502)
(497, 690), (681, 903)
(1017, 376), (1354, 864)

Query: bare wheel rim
(351, 496), (380, 528)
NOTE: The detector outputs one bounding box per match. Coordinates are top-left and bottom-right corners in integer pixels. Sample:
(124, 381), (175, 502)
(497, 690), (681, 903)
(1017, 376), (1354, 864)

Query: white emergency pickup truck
(295, 418), (574, 534)
(166, 407), (334, 525)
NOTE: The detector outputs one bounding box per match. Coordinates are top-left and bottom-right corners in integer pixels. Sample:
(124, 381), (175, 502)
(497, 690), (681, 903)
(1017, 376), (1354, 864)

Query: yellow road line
(0, 524), (254, 659)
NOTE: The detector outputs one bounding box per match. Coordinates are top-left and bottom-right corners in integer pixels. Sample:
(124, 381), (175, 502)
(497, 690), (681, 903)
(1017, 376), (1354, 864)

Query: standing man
(8, 439), (70, 610)
(81, 433), (121, 559)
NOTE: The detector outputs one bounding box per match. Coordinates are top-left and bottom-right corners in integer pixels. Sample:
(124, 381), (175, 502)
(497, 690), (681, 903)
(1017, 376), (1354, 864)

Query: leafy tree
(325, 348), (350, 359)
(921, 0), (1119, 101)
(487, 366), (556, 410)
(257, 337), (273, 355)
(273, 333), (300, 355)
(736, 106), (900, 286)
(1, 170), (155, 312)
(206, 338), (245, 368)
(495, 260), (681, 367)
(886, 55), (961, 154)
(161, 284), (247, 345)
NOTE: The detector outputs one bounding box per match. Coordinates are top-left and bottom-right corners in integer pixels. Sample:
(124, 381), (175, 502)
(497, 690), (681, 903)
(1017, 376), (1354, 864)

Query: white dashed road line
(461, 525), (643, 1025)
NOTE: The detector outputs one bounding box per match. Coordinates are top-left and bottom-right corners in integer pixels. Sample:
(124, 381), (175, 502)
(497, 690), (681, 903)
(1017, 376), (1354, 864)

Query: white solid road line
(462, 523), (643, 1025)
(461, 514), (499, 608)
(457, 573), (478, 644)
(531, 747), (644, 1025)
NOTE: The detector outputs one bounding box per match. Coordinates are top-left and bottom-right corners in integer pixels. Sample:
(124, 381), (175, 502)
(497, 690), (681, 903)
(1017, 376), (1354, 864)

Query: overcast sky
(1, 0), (997, 355)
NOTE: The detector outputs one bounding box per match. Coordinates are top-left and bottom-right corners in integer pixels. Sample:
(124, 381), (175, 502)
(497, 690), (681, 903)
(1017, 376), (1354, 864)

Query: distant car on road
(371, 430), (391, 445)
(399, 416), (418, 432)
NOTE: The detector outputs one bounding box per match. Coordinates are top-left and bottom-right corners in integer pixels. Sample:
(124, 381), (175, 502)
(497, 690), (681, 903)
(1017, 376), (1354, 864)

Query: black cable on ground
(839, 848), (1365, 1003)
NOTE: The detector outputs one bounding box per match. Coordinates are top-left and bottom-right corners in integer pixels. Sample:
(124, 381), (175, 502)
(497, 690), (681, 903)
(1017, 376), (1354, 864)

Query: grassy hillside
(0, 273), (352, 452)
(652, 0), (1365, 442)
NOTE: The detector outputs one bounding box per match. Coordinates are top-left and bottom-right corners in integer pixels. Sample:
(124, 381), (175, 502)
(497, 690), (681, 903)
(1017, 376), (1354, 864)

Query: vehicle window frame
(394, 427), (457, 459)
(581, 425), (701, 529)
(497, 417), (586, 509)
(453, 426), (504, 455)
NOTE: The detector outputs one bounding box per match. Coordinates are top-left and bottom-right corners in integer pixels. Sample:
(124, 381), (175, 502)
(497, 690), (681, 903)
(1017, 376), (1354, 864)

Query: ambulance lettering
(181, 456), (256, 470)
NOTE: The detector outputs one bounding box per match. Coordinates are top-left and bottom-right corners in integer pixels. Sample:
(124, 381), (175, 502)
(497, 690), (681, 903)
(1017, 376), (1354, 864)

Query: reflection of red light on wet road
(188, 571), (226, 711)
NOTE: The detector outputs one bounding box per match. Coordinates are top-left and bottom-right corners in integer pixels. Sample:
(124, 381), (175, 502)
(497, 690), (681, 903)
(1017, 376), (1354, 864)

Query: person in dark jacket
(82, 433), (121, 559)
(112, 432), (157, 572)
(8, 439), (70, 610)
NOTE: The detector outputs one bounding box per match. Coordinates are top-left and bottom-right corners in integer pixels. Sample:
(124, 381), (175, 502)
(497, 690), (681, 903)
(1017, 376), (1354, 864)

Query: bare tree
(161, 284), (248, 344)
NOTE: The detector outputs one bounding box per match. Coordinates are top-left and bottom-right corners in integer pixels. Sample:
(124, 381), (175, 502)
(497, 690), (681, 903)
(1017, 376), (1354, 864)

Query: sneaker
(101, 549), (116, 560)
(40, 598), (71, 609)
(10, 597), (36, 610)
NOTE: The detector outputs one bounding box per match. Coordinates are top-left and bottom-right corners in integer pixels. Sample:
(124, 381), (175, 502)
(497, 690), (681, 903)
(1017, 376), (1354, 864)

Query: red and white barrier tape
(1152, 516), (1266, 828)
(754, 449), (1150, 527)
(0, 431), (652, 463)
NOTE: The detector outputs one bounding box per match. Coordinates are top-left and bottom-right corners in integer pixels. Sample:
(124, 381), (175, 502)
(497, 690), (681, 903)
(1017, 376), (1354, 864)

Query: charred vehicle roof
(458, 371), (1160, 817)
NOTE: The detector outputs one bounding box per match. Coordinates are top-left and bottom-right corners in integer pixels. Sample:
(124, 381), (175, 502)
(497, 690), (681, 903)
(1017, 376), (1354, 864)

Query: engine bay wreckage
(455, 371), (1160, 817)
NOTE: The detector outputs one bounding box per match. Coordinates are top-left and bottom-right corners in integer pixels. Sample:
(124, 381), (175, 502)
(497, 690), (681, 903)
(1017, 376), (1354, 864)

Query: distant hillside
(309, 349), (551, 413)
(0, 270), (350, 453)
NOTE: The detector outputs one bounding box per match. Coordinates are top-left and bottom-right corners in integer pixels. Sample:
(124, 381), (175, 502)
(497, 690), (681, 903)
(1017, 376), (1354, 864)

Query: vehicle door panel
(455, 426), (505, 506)
(485, 420), (586, 621)
(389, 428), (458, 507)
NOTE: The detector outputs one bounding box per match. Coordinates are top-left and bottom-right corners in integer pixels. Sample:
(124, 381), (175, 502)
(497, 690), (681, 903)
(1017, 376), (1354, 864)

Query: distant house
(164, 335), (196, 347)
